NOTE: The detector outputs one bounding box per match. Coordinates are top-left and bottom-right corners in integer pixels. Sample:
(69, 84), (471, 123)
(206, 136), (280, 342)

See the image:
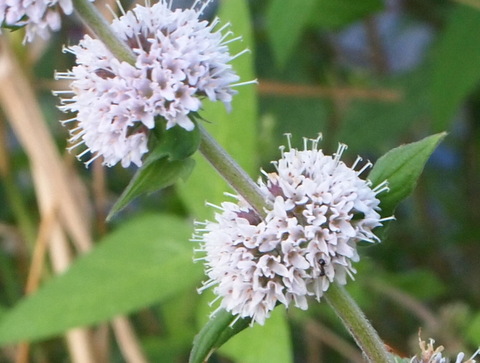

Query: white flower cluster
(0, 0), (73, 42)
(194, 136), (390, 325)
(56, 0), (243, 167)
(410, 337), (480, 363)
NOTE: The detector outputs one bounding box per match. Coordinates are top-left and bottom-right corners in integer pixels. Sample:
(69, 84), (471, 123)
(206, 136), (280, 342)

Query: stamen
(373, 180), (389, 195)
(356, 160), (372, 176)
(84, 153), (102, 167)
(205, 202), (224, 211)
(334, 143), (348, 163)
(60, 117), (78, 125)
(230, 48), (251, 61)
(231, 79), (258, 88)
(105, 4), (119, 20)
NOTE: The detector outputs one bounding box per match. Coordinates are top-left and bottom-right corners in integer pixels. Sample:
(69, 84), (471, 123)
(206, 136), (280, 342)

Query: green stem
(198, 124), (267, 219)
(71, 0), (136, 65)
(69, 3), (390, 362)
(324, 283), (393, 363)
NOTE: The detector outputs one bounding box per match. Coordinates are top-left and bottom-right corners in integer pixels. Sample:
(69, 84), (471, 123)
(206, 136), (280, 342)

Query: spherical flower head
(0, 0), (74, 42)
(194, 135), (391, 325)
(410, 336), (480, 363)
(56, 0), (244, 167)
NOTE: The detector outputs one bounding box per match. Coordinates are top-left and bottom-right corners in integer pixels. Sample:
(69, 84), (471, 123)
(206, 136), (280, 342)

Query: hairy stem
(72, 0), (136, 65)
(198, 124), (267, 219)
(325, 283), (393, 363)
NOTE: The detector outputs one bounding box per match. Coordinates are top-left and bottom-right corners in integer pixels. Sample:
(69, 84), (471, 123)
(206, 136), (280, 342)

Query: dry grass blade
(0, 35), (97, 363)
(0, 34), (149, 363)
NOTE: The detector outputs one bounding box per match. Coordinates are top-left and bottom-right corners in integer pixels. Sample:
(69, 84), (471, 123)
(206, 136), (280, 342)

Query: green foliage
(220, 307), (292, 363)
(431, 5), (480, 131)
(266, 0), (317, 69)
(0, 214), (202, 344)
(389, 269), (446, 300)
(108, 124), (200, 218)
(309, 0), (383, 29)
(339, 68), (431, 154)
(189, 309), (251, 363)
(369, 132), (447, 217)
(190, 297), (292, 363)
(266, 0), (382, 69)
(466, 313), (480, 347)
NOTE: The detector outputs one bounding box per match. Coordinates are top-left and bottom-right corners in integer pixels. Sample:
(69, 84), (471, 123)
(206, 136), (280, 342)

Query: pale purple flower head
(0, 0), (74, 42)
(193, 135), (390, 325)
(410, 336), (480, 363)
(56, 0), (244, 167)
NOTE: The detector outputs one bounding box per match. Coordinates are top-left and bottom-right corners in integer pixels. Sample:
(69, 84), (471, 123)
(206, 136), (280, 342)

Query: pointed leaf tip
(369, 132), (447, 217)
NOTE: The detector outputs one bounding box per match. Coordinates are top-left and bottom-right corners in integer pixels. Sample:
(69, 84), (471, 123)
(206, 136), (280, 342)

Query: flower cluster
(410, 337), (480, 363)
(194, 136), (390, 325)
(0, 0), (73, 42)
(56, 0), (244, 167)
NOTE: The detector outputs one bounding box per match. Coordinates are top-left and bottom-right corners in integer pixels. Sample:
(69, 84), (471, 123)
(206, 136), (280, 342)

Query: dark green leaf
(309, 0), (383, 29)
(150, 121), (201, 161)
(190, 306), (292, 363)
(219, 307), (292, 363)
(108, 157), (195, 219)
(369, 132), (447, 216)
(108, 121), (201, 219)
(0, 214), (201, 344)
(189, 309), (250, 363)
(431, 5), (480, 131)
(266, 0), (317, 69)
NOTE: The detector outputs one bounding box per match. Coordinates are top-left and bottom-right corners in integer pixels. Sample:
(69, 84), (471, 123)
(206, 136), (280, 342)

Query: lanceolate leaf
(108, 123), (201, 219)
(369, 132), (447, 216)
(189, 306), (292, 363)
(189, 309), (250, 363)
(0, 214), (202, 344)
(108, 156), (195, 219)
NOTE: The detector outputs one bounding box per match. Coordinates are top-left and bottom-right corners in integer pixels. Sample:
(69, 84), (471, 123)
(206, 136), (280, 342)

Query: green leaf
(189, 309), (250, 363)
(368, 132), (447, 216)
(309, 0), (383, 29)
(220, 307), (292, 363)
(108, 124), (200, 219)
(150, 121), (201, 161)
(431, 5), (480, 131)
(189, 307), (292, 363)
(108, 157), (195, 219)
(0, 214), (202, 344)
(266, 0), (317, 69)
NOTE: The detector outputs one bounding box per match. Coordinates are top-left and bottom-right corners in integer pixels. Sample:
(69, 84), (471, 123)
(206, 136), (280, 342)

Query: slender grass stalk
(70, 1), (392, 361)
